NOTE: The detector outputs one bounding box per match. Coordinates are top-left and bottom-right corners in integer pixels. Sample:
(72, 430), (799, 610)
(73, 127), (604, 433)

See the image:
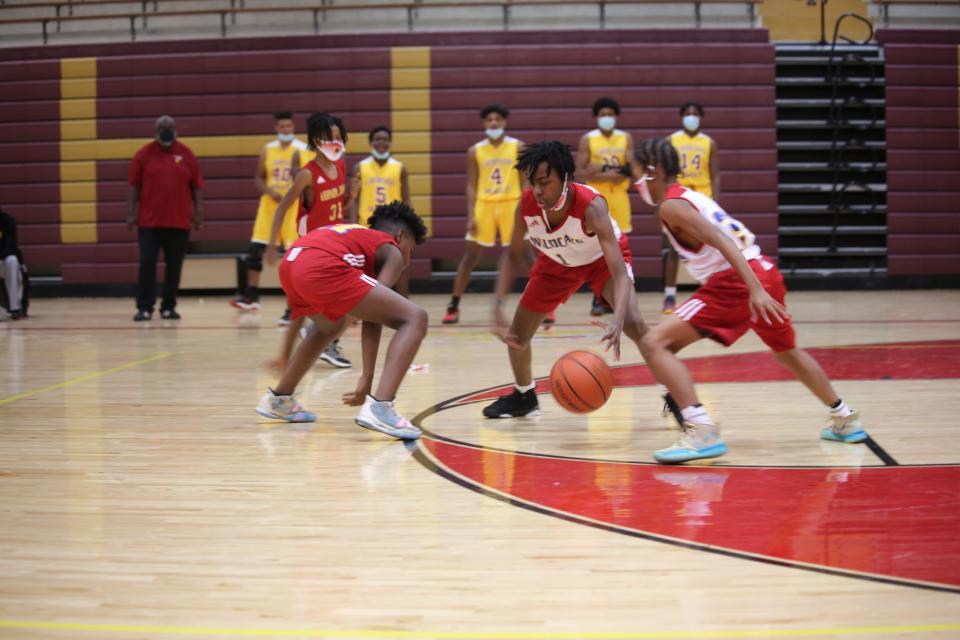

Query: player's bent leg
(258, 314), (345, 423)
(483, 304), (546, 419)
(348, 284), (427, 440)
(772, 349), (869, 444)
(233, 243), (265, 311)
(446, 241), (485, 324)
(639, 315), (704, 409)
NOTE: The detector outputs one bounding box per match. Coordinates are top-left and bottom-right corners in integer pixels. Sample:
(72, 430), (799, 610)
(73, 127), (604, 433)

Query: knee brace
(244, 243), (265, 272)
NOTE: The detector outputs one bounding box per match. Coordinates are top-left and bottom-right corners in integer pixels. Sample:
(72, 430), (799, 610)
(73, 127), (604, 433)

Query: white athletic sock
(664, 286), (677, 298)
(829, 398), (854, 418)
(681, 404), (711, 425)
(515, 382), (536, 393)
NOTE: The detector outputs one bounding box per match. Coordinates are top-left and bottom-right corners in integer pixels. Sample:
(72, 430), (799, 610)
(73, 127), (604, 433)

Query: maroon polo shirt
(128, 140), (203, 229)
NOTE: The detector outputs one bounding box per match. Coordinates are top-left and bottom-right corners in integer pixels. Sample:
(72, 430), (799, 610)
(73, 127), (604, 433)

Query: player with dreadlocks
(483, 140), (648, 419)
(633, 136), (869, 464)
(256, 201), (429, 440)
(266, 112), (356, 371)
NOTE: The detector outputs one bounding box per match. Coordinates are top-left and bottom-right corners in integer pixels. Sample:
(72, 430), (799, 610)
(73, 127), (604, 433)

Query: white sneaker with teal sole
(256, 391), (316, 423)
(355, 395), (421, 440)
(654, 421), (728, 464)
(820, 410), (868, 443)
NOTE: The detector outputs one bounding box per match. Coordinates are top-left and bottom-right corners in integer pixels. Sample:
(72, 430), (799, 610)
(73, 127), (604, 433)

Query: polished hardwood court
(1, 291), (959, 640)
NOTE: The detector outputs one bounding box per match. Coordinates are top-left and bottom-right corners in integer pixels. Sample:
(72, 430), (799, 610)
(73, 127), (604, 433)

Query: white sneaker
(654, 421), (728, 464)
(255, 391), (316, 423)
(821, 410), (868, 443)
(355, 395), (421, 440)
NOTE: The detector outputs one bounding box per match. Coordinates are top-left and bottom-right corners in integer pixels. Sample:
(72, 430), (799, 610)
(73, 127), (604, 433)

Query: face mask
(597, 115), (616, 132)
(371, 148), (391, 161)
(318, 140), (345, 161)
(157, 129), (175, 145)
(542, 176), (569, 213)
(485, 127), (504, 140)
(277, 132), (294, 143)
(634, 173), (657, 206)
(682, 114), (700, 132)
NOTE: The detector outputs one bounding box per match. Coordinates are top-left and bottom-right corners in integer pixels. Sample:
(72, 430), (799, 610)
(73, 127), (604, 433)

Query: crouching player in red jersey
(256, 201), (429, 440)
(484, 140), (648, 418)
(633, 137), (869, 464)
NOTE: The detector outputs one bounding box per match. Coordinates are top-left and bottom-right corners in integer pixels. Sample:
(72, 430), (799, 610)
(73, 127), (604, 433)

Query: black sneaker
(277, 308), (291, 326)
(483, 388), (540, 418)
(319, 340), (351, 368)
(133, 309), (152, 322)
(160, 308), (181, 320)
(590, 296), (613, 316)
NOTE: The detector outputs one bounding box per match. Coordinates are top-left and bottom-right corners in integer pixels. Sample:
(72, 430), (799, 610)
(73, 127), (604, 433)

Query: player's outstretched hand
(592, 319), (623, 362)
(491, 304), (521, 350)
(749, 288), (790, 326)
(264, 244), (279, 267)
(342, 375), (372, 406)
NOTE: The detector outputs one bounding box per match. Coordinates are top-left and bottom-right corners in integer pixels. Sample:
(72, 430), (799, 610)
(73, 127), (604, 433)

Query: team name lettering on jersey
(529, 234), (586, 251)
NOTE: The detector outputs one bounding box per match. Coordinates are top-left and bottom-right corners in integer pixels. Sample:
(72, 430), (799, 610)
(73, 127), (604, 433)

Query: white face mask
(371, 148), (391, 161)
(541, 176), (569, 213)
(634, 174), (656, 206)
(277, 132), (294, 143)
(318, 140), (345, 161)
(597, 115), (616, 132)
(682, 114), (700, 133)
(485, 127), (504, 140)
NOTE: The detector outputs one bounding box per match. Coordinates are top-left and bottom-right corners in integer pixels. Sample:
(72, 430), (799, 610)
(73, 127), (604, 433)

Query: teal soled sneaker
(256, 391), (316, 423)
(355, 395), (422, 440)
(820, 411), (868, 443)
(654, 421), (728, 464)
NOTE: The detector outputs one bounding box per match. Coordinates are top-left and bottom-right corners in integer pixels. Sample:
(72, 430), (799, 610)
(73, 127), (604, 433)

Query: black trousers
(137, 227), (189, 312)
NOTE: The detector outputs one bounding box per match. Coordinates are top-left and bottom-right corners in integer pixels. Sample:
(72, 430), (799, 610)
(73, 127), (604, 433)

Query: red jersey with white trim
(297, 159), (346, 236)
(519, 182), (622, 267)
(287, 223), (397, 278)
(660, 183), (761, 283)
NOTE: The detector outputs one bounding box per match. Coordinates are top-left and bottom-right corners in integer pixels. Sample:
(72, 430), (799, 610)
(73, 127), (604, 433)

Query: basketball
(549, 350), (614, 414)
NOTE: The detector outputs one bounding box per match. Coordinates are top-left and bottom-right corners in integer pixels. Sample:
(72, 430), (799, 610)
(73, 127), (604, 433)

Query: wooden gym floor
(1, 290), (959, 640)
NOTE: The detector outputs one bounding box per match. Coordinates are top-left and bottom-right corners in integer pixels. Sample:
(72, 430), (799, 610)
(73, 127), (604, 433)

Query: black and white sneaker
(133, 309), (152, 322)
(483, 388), (540, 418)
(160, 308), (181, 320)
(319, 340), (351, 368)
(277, 309), (291, 326)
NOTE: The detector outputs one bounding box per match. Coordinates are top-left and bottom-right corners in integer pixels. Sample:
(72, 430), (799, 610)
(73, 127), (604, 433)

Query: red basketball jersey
(297, 159), (346, 236)
(289, 223), (397, 278)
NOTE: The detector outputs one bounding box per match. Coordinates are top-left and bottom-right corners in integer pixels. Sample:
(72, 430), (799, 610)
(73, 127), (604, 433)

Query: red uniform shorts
(674, 256), (796, 352)
(279, 247), (379, 322)
(519, 235), (633, 313)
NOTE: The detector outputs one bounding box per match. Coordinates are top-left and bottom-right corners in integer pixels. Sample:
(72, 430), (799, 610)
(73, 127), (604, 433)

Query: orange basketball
(549, 350), (614, 414)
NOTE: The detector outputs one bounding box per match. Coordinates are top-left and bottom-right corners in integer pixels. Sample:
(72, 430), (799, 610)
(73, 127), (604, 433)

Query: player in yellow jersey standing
(664, 102), (720, 314)
(348, 125), (411, 294)
(231, 111), (314, 325)
(577, 97), (635, 317)
(443, 103), (527, 324)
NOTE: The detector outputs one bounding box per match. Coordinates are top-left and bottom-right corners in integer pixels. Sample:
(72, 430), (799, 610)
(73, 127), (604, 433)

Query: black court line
(412, 444), (960, 595)
(866, 436), (900, 466)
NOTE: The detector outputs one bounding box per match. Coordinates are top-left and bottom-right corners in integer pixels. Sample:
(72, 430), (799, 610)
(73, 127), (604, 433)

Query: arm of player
(490, 202), (528, 349)
(585, 198), (632, 361)
(709, 138), (721, 201)
(255, 148), (281, 202)
(265, 168), (310, 266)
(465, 146), (479, 237)
(346, 164), (361, 224)
(660, 199), (788, 325)
(191, 186), (204, 231)
(400, 165), (410, 204)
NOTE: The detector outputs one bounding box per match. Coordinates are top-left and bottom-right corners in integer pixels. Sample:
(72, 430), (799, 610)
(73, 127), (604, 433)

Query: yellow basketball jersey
(263, 138), (312, 195)
(670, 130), (713, 198)
(586, 128), (630, 198)
(358, 156), (404, 225)
(475, 136), (521, 202)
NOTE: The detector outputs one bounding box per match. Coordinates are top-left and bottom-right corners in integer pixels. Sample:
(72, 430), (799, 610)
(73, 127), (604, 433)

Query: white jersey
(520, 183), (621, 267)
(661, 183), (761, 283)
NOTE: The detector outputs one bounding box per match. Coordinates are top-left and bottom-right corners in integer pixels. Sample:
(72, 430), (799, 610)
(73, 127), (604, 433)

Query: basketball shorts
(252, 195), (299, 249)
(604, 190), (632, 234)
(674, 256), (796, 352)
(519, 235), (633, 313)
(467, 198), (518, 247)
(279, 247), (379, 322)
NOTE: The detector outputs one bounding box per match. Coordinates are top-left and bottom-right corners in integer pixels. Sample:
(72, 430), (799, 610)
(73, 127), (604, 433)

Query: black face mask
(157, 129), (175, 144)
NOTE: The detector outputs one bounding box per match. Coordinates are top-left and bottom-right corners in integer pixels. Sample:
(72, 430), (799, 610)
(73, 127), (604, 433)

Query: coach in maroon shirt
(127, 115), (204, 321)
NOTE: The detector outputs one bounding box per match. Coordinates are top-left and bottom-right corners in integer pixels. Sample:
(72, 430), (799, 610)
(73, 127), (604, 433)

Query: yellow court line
(1, 621), (960, 638)
(0, 352), (172, 407)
